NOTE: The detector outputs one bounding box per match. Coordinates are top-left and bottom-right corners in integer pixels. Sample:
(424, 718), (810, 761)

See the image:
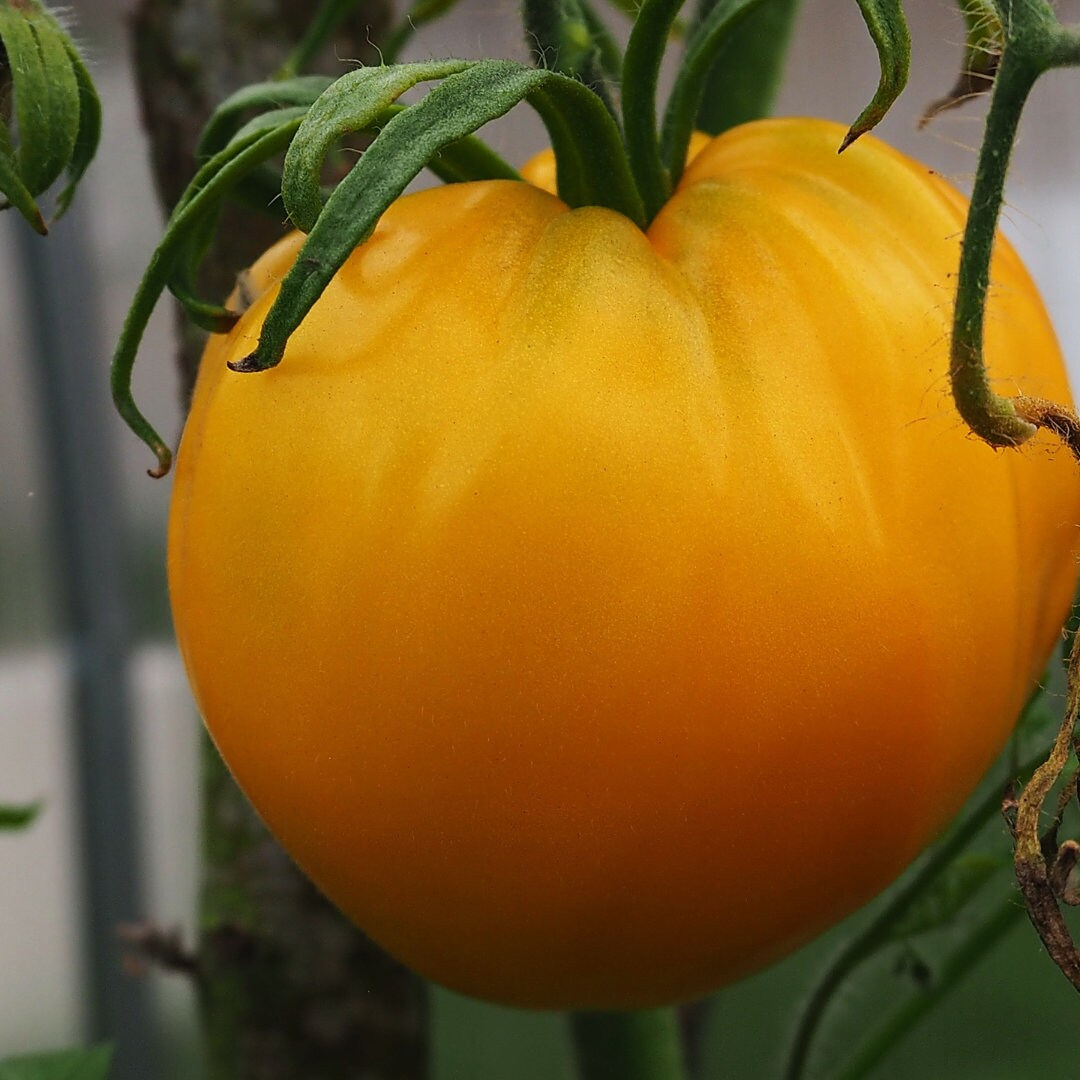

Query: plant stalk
(571, 1008), (688, 1080)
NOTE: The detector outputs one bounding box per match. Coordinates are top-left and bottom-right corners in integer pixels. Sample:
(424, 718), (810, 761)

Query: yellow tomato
(169, 118), (1080, 1009)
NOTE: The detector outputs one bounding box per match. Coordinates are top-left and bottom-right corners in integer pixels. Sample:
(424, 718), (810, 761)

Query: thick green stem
(949, 0), (1080, 450)
(571, 1009), (688, 1080)
(948, 43), (1041, 448)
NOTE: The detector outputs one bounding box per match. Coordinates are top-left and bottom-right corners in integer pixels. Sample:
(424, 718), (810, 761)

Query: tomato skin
(169, 118), (1080, 1009)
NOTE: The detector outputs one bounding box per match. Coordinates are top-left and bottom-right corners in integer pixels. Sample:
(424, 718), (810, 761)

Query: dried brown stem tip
(1012, 629), (1080, 991)
(117, 921), (200, 979)
(1013, 396), (1080, 463)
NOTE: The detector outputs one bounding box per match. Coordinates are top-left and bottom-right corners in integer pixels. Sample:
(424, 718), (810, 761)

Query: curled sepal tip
(111, 115), (305, 475)
(0, 0), (101, 230)
(841, 0), (910, 151)
(246, 59), (641, 374)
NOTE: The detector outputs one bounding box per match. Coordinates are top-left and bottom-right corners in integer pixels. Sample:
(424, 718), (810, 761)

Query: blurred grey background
(1, 1), (1079, 1077)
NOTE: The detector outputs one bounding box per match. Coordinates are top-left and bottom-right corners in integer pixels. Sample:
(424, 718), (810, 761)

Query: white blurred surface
(0, 646), (198, 1058)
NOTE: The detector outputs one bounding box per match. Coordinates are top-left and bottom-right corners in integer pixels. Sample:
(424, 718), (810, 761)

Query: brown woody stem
(1013, 629), (1080, 990)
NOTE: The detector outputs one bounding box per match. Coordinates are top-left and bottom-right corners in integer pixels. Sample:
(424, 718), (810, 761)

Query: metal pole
(9, 204), (157, 1078)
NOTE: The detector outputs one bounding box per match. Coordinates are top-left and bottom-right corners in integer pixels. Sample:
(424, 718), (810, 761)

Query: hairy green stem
(783, 727), (1054, 1080)
(571, 1009), (688, 1080)
(948, 42), (1041, 448)
(949, 0), (1080, 449)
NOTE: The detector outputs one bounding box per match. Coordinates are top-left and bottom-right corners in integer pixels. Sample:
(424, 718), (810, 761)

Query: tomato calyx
(110, 0), (918, 473)
(109, 0), (1080, 506)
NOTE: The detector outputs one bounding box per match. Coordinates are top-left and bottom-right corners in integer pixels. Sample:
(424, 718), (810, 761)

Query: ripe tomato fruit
(169, 118), (1080, 1009)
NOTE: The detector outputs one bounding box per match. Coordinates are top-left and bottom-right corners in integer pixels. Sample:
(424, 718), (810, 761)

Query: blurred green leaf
(0, 801), (40, 830)
(0, 1045), (112, 1080)
(887, 854), (1002, 941)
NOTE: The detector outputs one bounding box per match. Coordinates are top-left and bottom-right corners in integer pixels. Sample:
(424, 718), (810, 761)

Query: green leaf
(522, 0), (615, 113)
(920, 0), (1002, 127)
(0, 1044), (112, 1080)
(197, 75), (334, 158)
(240, 58), (641, 372)
(112, 116), (305, 476)
(0, 144), (46, 233)
(279, 60), (471, 232)
(576, 0), (623, 82)
(0, 2), (79, 195)
(692, 0), (801, 136)
(53, 37), (102, 220)
(661, 0), (769, 185)
(843, 0), (911, 149)
(887, 854), (1002, 940)
(622, 0), (686, 218)
(0, 801), (40, 830)
(0, 2), (99, 227)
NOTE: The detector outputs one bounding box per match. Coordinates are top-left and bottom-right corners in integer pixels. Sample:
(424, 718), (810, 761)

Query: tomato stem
(949, 0), (1080, 454)
(571, 1008), (688, 1080)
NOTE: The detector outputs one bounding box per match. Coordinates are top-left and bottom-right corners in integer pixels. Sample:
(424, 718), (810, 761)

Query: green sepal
(691, 0), (801, 136)
(279, 64), (524, 227)
(843, 0), (911, 149)
(886, 854), (1002, 941)
(238, 58), (642, 372)
(423, 128), (523, 185)
(576, 0), (624, 81)
(53, 36), (102, 219)
(0, 146), (46, 233)
(661, 0), (768, 187)
(920, 0), (1002, 127)
(621, 0), (685, 219)
(166, 106), (314, 322)
(0, 2), (100, 228)
(197, 76), (334, 158)
(522, 0), (616, 114)
(0, 1044), (113, 1080)
(0, 801), (40, 830)
(112, 115), (305, 476)
(280, 60), (471, 232)
(0, 1), (78, 196)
